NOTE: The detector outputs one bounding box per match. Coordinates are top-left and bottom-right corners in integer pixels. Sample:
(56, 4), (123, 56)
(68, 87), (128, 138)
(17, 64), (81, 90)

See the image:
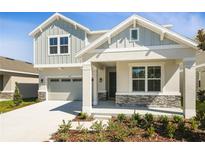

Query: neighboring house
(29, 13), (199, 118)
(0, 56), (39, 99)
(196, 51), (205, 91)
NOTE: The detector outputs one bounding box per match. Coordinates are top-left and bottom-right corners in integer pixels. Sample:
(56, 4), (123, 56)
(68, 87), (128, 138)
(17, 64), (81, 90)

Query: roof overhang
(75, 14), (198, 58)
(29, 13), (91, 37)
(0, 68), (38, 76)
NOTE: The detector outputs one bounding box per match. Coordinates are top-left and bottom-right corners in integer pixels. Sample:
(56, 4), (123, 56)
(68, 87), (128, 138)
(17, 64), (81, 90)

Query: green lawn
(0, 98), (38, 113)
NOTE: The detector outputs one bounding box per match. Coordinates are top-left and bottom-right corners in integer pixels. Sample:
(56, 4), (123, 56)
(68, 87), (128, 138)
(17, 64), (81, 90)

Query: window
(131, 65), (161, 92)
(48, 35), (69, 55)
(60, 37), (69, 54)
(72, 78), (82, 82)
(61, 78), (71, 82)
(147, 66), (161, 92)
(49, 37), (58, 54)
(130, 28), (139, 41)
(132, 67), (145, 91)
(50, 79), (59, 82)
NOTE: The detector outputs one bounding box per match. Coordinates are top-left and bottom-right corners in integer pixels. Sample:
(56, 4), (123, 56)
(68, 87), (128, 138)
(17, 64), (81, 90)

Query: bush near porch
(0, 98), (39, 113)
(51, 112), (205, 142)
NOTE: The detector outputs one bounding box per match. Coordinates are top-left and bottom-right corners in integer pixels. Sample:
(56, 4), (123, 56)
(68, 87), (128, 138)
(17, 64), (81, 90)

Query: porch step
(93, 114), (112, 120)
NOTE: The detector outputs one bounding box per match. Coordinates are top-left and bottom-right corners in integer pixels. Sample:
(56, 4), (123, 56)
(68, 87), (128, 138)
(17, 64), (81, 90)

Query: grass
(0, 98), (38, 113)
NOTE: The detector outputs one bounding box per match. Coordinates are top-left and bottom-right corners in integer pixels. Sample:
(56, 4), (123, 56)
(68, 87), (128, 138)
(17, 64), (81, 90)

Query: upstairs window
(49, 37), (58, 54)
(48, 35), (69, 55)
(130, 28), (139, 41)
(60, 37), (69, 54)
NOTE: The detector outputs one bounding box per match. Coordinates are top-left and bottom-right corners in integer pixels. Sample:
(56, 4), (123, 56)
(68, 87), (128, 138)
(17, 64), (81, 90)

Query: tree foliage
(196, 29), (205, 51)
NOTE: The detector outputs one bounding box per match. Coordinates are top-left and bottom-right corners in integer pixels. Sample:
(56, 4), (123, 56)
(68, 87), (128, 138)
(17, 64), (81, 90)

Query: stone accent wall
(0, 92), (14, 99)
(116, 95), (181, 108)
(38, 91), (46, 102)
(98, 92), (107, 101)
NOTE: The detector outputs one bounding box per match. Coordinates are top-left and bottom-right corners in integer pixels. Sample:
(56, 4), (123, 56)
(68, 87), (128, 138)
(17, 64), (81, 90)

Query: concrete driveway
(0, 101), (81, 142)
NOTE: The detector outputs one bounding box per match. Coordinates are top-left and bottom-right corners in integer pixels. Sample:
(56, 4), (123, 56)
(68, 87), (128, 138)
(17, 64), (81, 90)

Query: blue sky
(0, 12), (205, 63)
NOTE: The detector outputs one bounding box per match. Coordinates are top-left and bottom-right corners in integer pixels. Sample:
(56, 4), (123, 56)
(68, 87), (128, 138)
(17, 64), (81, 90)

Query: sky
(0, 12), (205, 63)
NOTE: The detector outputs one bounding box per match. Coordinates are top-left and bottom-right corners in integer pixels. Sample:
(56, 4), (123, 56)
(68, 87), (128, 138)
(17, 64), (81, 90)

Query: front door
(109, 72), (116, 99)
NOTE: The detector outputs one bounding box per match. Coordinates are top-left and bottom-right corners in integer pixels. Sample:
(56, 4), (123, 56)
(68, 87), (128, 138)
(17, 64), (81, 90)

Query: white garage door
(48, 78), (82, 101)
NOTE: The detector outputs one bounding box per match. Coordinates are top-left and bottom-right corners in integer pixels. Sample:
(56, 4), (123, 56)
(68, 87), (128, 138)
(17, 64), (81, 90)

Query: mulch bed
(51, 128), (179, 142)
(72, 116), (94, 122)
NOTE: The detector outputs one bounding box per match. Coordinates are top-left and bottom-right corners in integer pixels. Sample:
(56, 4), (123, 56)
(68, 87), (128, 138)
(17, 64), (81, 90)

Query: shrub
(58, 120), (72, 133)
(177, 121), (186, 133)
(90, 121), (105, 132)
(145, 113), (154, 123)
(13, 82), (22, 106)
(159, 115), (169, 128)
(166, 122), (176, 138)
(130, 112), (141, 127)
(196, 111), (205, 129)
(56, 132), (69, 142)
(78, 112), (88, 120)
(173, 115), (183, 123)
(197, 90), (205, 102)
(190, 118), (199, 130)
(131, 112), (141, 120)
(146, 126), (155, 138)
(107, 119), (129, 141)
(139, 117), (150, 129)
(117, 113), (126, 123)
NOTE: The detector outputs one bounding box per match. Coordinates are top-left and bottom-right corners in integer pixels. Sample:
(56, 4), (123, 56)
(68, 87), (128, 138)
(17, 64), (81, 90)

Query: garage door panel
(48, 78), (82, 101)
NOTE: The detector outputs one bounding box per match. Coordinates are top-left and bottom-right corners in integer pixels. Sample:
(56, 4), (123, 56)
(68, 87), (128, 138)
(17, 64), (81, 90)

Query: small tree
(196, 29), (205, 51)
(13, 82), (22, 106)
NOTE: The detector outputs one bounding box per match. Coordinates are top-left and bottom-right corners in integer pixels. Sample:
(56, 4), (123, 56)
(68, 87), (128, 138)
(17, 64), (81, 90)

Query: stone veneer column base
(116, 95), (181, 108)
(0, 92), (14, 99)
(38, 91), (46, 102)
(98, 92), (107, 101)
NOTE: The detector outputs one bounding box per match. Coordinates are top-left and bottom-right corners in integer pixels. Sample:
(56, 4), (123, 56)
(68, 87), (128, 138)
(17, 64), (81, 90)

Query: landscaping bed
(51, 113), (205, 142)
(0, 98), (38, 113)
(72, 112), (94, 122)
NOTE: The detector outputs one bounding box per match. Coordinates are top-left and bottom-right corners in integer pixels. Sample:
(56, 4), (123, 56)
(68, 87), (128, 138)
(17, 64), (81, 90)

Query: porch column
(92, 66), (98, 105)
(82, 63), (92, 114)
(183, 59), (196, 119)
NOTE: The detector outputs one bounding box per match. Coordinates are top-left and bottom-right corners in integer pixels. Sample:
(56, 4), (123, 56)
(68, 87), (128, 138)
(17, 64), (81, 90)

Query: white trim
(29, 13), (90, 37)
(0, 69), (38, 76)
(0, 90), (14, 93)
(34, 63), (82, 68)
(196, 63), (205, 69)
(33, 38), (36, 65)
(89, 30), (109, 34)
(128, 62), (165, 93)
(47, 75), (82, 79)
(116, 92), (181, 96)
(95, 44), (187, 54)
(129, 27), (139, 42)
(48, 34), (71, 56)
(75, 14), (198, 58)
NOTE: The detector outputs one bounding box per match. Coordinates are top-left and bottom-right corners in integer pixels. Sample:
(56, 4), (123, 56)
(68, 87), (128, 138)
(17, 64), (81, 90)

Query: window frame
(130, 28), (139, 42)
(48, 34), (70, 56)
(129, 62), (164, 94)
(132, 67), (146, 92)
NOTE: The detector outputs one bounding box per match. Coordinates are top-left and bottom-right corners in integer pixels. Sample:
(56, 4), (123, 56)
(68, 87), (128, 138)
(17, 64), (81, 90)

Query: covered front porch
(82, 58), (196, 119)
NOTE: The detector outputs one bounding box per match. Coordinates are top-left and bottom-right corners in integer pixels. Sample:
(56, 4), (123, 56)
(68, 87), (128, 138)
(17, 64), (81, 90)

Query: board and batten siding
(97, 25), (177, 49)
(35, 19), (85, 65)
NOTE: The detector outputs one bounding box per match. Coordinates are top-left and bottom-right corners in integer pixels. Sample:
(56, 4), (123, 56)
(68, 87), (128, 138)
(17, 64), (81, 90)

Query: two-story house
(30, 13), (199, 118)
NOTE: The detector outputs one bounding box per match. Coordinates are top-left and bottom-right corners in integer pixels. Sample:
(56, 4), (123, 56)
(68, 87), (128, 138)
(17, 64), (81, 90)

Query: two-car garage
(47, 77), (82, 101)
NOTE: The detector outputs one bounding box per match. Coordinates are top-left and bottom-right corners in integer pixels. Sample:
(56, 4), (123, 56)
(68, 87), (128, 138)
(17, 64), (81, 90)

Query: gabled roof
(29, 13), (91, 37)
(0, 56), (38, 76)
(76, 14), (198, 57)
